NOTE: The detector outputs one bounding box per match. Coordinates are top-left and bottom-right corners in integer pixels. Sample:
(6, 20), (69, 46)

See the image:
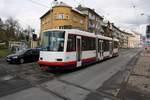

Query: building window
(59, 25), (72, 29)
(57, 13), (65, 19)
(66, 15), (69, 19)
(114, 41), (118, 48)
(59, 26), (65, 29)
(89, 13), (95, 20)
(80, 19), (83, 24)
(73, 17), (78, 22)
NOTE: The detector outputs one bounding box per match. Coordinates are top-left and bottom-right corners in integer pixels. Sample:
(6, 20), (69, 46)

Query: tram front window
(41, 31), (65, 52)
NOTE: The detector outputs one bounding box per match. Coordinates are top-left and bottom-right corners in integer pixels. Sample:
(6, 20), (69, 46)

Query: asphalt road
(0, 58), (56, 97)
(0, 48), (141, 100)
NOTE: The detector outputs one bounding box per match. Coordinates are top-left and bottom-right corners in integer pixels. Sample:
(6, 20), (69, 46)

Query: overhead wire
(26, 0), (49, 8)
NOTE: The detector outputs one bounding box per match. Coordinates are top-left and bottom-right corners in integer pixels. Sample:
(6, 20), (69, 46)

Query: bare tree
(5, 17), (19, 40)
(0, 17), (31, 47)
(0, 18), (6, 41)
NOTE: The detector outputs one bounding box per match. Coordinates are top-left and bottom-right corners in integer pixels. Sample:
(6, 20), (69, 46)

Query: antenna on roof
(52, 0), (59, 7)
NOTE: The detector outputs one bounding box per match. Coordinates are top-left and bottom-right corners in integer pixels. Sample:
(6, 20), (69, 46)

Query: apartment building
(76, 5), (104, 35)
(40, 2), (88, 33)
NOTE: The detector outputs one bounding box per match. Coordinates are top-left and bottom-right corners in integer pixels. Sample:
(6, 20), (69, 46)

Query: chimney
(77, 4), (82, 9)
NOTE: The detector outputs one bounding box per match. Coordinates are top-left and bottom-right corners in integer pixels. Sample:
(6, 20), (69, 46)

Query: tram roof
(97, 35), (112, 40)
(113, 38), (119, 42)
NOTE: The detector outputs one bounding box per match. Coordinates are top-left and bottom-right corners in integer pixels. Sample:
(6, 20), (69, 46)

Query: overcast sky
(0, 0), (150, 35)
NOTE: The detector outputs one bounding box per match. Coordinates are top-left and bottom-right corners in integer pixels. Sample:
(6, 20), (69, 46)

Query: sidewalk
(119, 49), (150, 100)
(129, 50), (150, 93)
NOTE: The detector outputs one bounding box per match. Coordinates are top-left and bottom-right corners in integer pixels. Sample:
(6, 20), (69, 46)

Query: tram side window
(90, 38), (96, 50)
(67, 34), (76, 52)
(114, 41), (118, 48)
(103, 40), (109, 51)
(82, 37), (95, 50)
(98, 39), (101, 52)
(82, 37), (87, 50)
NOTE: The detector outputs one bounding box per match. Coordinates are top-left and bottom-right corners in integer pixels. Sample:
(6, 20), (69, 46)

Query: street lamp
(140, 13), (150, 25)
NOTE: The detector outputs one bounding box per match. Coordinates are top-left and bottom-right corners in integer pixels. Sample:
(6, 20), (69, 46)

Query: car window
(16, 50), (27, 55)
(26, 50), (32, 55)
(31, 49), (40, 55)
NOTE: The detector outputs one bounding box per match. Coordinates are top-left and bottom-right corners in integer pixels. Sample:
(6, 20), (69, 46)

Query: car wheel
(20, 59), (24, 64)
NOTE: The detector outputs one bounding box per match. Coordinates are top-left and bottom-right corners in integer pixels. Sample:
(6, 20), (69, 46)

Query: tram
(38, 29), (119, 69)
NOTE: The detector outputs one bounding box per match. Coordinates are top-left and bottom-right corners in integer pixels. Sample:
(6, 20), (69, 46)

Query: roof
(40, 2), (87, 19)
(54, 2), (72, 8)
(41, 2), (71, 19)
(72, 8), (87, 16)
(76, 6), (103, 19)
(40, 10), (51, 19)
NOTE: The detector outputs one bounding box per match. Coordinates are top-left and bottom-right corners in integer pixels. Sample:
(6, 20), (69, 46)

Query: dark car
(6, 48), (40, 64)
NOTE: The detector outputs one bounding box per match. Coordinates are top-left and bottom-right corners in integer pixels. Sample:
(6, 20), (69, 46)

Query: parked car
(6, 48), (40, 64)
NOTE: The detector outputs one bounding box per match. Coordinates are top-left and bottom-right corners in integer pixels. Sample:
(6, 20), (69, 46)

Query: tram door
(76, 36), (82, 67)
(99, 40), (103, 60)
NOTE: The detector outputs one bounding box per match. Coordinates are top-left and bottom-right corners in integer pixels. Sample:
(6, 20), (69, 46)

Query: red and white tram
(38, 29), (119, 69)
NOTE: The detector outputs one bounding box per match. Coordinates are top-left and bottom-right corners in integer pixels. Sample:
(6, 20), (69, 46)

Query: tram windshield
(41, 31), (65, 51)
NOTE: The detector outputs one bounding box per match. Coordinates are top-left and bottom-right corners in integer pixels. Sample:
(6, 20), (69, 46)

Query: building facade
(102, 21), (113, 37)
(128, 31), (141, 48)
(40, 2), (88, 33)
(76, 5), (104, 35)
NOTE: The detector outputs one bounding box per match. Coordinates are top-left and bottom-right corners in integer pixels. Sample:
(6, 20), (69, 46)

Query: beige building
(40, 2), (88, 33)
(128, 31), (141, 48)
(111, 24), (130, 48)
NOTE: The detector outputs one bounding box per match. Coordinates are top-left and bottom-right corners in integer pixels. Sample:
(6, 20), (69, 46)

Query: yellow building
(128, 31), (141, 48)
(40, 2), (88, 33)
